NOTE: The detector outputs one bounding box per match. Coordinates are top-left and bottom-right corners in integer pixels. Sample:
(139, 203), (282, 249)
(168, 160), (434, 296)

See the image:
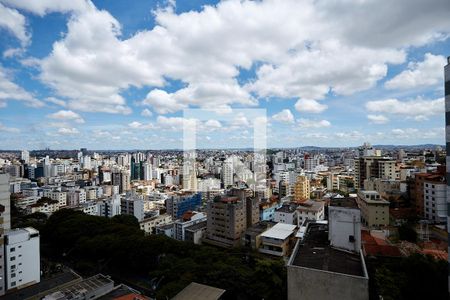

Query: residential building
(42, 274), (114, 300)
(0, 174), (11, 230)
(4, 227), (40, 290)
(204, 194), (258, 248)
(97, 195), (121, 218)
(296, 200), (325, 226)
(356, 191), (389, 228)
(259, 197), (281, 221)
(293, 175), (310, 202)
(121, 194), (145, 222)
(413, 172), (445, 217)
(166, 192), (202, 219)
(355, 156), (396, 189)
(424, 179), (446, 223)
(259, 223), (297, 256)
(0, 204), (5, 296)
(241, 221), (275, 250)
(140, 214), (172, 234)
(174, 211), (207, 241)
(287, 218), (368, 300)
(184, 221), (207, 244)
(274, 204), (297, 225)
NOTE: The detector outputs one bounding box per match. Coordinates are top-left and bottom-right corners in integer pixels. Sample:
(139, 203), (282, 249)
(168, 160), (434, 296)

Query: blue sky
(0, 0), (449, 150)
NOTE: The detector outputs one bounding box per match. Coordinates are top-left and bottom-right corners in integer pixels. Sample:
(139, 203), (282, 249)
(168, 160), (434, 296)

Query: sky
(0, 0), (449, 150)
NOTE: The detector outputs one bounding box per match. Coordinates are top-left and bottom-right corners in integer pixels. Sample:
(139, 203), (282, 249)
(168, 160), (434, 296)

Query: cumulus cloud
(367, 114), (389, 124)
(297, 118), (331, 128)
(272, 109), (294, 123)
(47, 110), (85, 123)
(25, 0), (450, 115)
(0, 0), (91, 16)
(385, 53), (447, 90)
(141, 108), (153, 117)
(0, 65), (44, 108)
(57, 127), (79, 135)
(0, 3), (29, 46)
(294, 99), (328, 113)
(0, 122), (20, 133)
(366, 97), (444, 120)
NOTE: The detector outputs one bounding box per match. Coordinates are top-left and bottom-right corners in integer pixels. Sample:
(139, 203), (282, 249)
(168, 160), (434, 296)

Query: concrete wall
(328, 206), (361, 253)
(288, 265), (368, 300)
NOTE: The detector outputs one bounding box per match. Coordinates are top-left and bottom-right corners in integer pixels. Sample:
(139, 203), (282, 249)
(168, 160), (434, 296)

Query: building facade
(444, 56), (450, 291)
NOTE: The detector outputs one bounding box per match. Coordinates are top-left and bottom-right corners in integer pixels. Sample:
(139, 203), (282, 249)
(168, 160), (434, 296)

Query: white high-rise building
(143, 163), (153, 180)
(21, 150), (30, 163)
(4, 227), (40, 290)
(221, 160), (234, 188)
(0, 174), (11, 231)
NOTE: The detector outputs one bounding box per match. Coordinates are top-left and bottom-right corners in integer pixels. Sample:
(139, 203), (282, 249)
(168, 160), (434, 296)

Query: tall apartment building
(412, 173), (445, 217)
(443, 56), (450, 292)
(0, 174), (11, 231)
(293, 175), (310, 202)
(221, 160), (234, 188)
(204, 194), (258, 248)
(0, 204), (5, 295)
(424, 179), (446, 223)
(166, 192), (202, 219)
(354, 156), (396, 189)
(121, 194), (145, 222)
(356, 191), (389, 229)
(4, 228), (40, 290)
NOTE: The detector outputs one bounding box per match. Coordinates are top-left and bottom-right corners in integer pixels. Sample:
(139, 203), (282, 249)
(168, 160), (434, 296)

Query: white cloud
(45, 97), (66, 107)
(385, 53), (447, 90)
(367, 114), (389, 124)
(57, 127), (79, 135)
(0, 0), (91, 16)
(128, 121), (156, 130)
(141, 108), (153, 117)
(294, 99), (328, 113)
(366, 97), (444, 120)
(0, 64), (44, 107)
(272, 109), (294, 123)
(30, 0), (450, 116)
(297, 118), (331, 128)
(142, 89), (187, 114)
(47, 110), (85, 123)
(204, 119), (222, 128)
(0, 3), (29, 46)
(0, 122), (19, 133)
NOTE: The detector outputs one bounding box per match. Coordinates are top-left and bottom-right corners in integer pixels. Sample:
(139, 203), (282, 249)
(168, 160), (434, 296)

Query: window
(10, 247), (15, 252)
(11, 273), (15, 278)
(10, 257), (15, 261)
(10, 281), (15, 287)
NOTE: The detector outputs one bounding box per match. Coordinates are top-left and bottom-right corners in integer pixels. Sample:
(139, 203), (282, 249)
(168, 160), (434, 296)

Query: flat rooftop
(185, 220), (207, 232)
(329, 197), (358, 209)
(261, 223), (296, 240)
(172, 282), (225, 300)
(290, 223), (364, 277)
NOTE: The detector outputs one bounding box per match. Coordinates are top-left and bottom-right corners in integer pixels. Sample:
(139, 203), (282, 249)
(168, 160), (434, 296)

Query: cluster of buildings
(0, 81), (449, 298)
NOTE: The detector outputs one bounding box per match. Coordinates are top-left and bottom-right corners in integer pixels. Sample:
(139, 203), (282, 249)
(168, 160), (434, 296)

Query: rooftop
(275, 204), (297, 213)
(185, 220), (207, 232)
(261, 223), (297, 240)
(290, 223), (365, 277)
(329, 197), (358, 209)
(172, 282), (226, 300)
(297, 200), (324, 212)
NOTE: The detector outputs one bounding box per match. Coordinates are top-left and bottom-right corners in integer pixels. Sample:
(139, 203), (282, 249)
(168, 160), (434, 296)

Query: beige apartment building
(356, 191), (389, 228)
(204, 194), (258, 248)
(293, 175), (310, 203)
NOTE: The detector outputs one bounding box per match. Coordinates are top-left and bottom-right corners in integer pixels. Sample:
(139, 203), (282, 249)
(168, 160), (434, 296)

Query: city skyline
(0, 0), (449, 149)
